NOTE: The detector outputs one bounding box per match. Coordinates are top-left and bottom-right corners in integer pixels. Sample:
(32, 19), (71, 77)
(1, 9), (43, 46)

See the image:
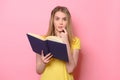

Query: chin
(58, 30), (63, 32)
(56, 29), (62, 32)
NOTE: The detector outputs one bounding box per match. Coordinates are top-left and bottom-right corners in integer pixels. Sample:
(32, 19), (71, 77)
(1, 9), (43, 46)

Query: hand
(40, 50), (53, 64)
(60, 28), (69, 43)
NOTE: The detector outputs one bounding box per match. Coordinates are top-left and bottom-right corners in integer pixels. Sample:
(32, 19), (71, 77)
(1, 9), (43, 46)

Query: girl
(36, 6), (80, 80)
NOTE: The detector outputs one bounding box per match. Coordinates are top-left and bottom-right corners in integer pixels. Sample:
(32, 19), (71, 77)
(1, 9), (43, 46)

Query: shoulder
(71, 36), (81, 49)
(72, 36), (80, 44)
(73, 36), (80, 41)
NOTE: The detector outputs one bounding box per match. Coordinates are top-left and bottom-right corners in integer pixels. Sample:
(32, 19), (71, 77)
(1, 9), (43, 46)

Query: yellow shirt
(40, 37), (80, 80)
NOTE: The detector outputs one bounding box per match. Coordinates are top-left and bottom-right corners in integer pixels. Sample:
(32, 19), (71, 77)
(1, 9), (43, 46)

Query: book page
(27, 33), (65, 44)
(27, 33), (46, 41)
(46, 36), (64, 43)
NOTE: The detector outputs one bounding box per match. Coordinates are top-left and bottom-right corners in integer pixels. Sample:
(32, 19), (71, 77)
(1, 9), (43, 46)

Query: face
(53, 11), (68, 32)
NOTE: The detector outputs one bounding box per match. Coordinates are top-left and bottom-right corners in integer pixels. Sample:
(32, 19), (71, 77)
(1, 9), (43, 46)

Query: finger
(62, 28), (67, 34)
(45, 54), (53, 61)
(43, 54), (53, 64)
(44, 53), (52, 59)
(41, 50), (44, 56)
(44, 60), (50, 64)
(44, 55), (53, 63)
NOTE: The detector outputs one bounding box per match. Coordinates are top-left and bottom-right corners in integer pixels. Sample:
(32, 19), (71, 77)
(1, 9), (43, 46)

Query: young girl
(36, 6), (80, 80)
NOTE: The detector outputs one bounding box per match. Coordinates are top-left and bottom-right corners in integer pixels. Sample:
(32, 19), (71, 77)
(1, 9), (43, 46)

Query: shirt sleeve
(71, 37), (81, 49)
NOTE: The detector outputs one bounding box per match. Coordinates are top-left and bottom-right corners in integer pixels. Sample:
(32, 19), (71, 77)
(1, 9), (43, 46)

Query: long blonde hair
(45, 6), (74, 47)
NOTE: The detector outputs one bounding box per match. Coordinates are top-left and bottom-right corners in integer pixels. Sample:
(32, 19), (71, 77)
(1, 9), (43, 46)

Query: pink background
(0, 0), (120, 80)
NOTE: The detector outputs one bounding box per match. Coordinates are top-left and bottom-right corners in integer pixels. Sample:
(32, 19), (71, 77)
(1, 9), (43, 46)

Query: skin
(36, 11), (80, 74)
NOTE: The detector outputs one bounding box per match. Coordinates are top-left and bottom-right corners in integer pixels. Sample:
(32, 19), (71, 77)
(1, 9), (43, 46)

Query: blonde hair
(45, 6), (74, 47)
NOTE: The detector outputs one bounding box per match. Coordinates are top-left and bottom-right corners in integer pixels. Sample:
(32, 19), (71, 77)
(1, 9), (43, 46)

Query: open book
(26, 33), (68, 62)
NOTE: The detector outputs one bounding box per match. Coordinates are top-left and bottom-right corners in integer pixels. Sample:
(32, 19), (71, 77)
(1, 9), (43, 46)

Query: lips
(58, 26), (63, 28)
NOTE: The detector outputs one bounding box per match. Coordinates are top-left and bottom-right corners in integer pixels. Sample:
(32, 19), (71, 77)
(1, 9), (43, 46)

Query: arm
(36, 51), (53, 74)
(64, 41), (80, 73)
(60, 28), (80, 73)
(36, 53), (46, 74)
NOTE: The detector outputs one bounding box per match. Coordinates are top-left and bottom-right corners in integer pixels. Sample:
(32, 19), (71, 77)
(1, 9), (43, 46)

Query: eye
(55, 17), (59, 20)
(63, 17), (67, 21)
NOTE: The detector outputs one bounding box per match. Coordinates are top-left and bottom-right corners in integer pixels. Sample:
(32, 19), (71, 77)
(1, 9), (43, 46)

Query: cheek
(63, 22), (68, 27)
(54, 20), (59, 25)
(53, 21), (59, 30)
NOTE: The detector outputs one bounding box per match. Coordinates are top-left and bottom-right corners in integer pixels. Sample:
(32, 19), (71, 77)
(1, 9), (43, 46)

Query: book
(26, 33), (69, 62)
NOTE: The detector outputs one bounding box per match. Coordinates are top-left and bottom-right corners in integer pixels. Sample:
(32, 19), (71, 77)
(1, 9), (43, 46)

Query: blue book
(26, 33), (69, 62)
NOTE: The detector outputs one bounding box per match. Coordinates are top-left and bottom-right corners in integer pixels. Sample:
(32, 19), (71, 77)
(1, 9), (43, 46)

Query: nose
(59, 20), (63, 25)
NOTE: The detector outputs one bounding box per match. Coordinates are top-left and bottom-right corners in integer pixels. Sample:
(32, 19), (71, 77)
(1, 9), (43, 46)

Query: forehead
(54, 11), (67, 17)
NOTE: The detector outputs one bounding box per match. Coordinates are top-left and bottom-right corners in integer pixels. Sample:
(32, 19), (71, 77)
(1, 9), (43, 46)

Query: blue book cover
(26, 33), (69, 62)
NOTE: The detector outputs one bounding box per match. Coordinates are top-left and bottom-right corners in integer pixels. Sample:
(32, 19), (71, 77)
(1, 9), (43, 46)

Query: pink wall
(0, 0), (120, 80)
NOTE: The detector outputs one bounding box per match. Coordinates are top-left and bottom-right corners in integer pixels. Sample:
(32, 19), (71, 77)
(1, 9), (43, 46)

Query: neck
(55, 30), (61, 37)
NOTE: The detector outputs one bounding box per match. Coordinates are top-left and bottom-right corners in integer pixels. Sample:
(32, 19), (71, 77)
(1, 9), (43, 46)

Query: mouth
(58, 26), (63, 29)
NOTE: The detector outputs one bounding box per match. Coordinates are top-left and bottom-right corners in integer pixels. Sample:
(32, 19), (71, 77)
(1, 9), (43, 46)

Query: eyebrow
(54, 16), (67, 19)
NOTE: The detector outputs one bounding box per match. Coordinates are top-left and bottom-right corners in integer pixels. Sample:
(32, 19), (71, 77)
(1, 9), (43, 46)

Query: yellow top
(40, 36), (81, 80)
